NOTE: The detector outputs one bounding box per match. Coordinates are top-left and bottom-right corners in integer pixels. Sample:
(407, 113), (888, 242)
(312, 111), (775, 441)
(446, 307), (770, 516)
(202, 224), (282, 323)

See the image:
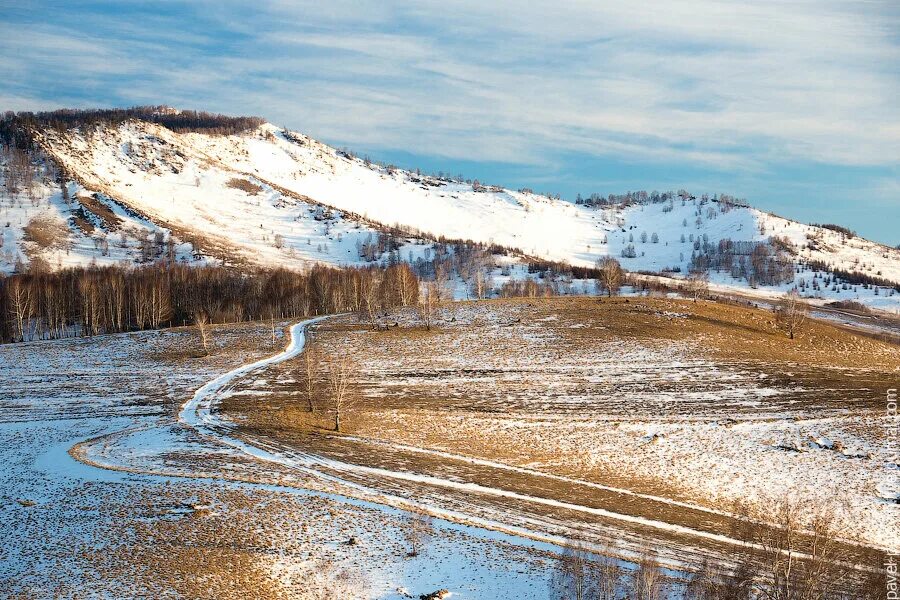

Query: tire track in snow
(177, 317), (841, 565)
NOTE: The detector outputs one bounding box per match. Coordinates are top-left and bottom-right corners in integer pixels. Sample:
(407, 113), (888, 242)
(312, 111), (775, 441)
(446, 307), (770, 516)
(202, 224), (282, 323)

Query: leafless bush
(825, 300), (870, 313)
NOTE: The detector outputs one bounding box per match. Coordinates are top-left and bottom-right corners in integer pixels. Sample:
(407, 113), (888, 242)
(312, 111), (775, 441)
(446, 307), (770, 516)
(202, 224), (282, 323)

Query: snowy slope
(0, 179), (195, 271)
(2, 117), (897, 310)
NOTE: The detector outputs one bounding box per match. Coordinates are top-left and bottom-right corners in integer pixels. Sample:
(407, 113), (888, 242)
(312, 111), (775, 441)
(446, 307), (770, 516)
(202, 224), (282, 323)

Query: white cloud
(2, 0), (898, 170)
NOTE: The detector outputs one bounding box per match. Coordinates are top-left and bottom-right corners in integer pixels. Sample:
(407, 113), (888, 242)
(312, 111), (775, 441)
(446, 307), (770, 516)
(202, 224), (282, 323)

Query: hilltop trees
(1, 107), (266, 143)
(691, 237), (795, 288)
(1, 145), (37, 197)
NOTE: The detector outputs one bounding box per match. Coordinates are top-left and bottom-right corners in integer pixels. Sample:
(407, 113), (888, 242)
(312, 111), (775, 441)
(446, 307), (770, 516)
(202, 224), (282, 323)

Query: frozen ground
(2, 298), (896, 597)
(226, 299), (898, 557)
(0, 318), (636, 599)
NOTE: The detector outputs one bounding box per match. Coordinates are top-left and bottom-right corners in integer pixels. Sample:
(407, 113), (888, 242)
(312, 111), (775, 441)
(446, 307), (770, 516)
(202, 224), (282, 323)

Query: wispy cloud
(1, 0), (898, 241)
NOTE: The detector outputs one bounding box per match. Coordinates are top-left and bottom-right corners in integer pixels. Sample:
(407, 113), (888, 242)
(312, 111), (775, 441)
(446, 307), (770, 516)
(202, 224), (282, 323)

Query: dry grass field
(3, 296), (896, 597)
(218, 297), (899, 576)
(0, 317), (559, 599)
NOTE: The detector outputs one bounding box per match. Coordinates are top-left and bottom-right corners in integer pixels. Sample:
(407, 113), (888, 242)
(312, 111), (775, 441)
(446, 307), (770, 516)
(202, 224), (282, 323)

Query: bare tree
(418, 281), (439, 330)
(360, 272), (381, 329)
(596, 256), (624, 297)
(551, 544), (594, 600)
(628, 549), (663, 600)
(7, 276), (34, 342)
(268, 309), (279, 347)
(740, 495), (853, 600)
(774, 292), (808, 340)
(302, 341), (319, 413)
(686, 559), (753, 600)
(470, 269), (490, 300)
(550, 542), (621, 600)
(594, 546), (621, 600)
(326, 356), (355, 432)
(404, 512), (434, 557)
(685, 271), (710, 301)
(390, 262), (418, 306)
(194, 311), (211, 355)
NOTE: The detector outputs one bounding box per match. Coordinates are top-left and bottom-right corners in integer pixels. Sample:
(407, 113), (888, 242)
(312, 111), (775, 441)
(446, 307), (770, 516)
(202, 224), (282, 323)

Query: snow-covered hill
(2, 113), (899, 311)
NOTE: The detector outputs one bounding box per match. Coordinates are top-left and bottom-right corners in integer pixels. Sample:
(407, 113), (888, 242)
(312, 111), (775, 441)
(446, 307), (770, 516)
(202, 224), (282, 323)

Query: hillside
(2, 108), (898, 311)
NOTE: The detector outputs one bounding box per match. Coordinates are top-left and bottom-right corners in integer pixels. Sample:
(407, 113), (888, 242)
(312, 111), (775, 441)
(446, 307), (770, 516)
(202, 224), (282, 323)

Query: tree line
(0, 262), (420, 344)
(575, 189), (749, 211)
(689, 236), (796, 288)
(807, 260), (900, 293)
(1, 107), (266, 152)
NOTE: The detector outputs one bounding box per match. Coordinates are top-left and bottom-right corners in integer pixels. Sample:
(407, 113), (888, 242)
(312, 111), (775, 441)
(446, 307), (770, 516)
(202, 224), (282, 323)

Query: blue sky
(2, 0), (898, 244)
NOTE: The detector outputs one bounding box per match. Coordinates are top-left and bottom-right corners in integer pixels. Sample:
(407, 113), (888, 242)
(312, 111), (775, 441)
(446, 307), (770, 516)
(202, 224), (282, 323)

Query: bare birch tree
(551, 542), (621, 600)
(470, 269), (490, 300)
(7, 277), (33, 342)
(594, 545), (621, 600)
(194, 311), (211, 355)
(418, 282), (439, 330)
(774, 292), (808, 340)
(327, 356), (355, 432)
(302, 341), (319, 413)
(685, 271), (710, 301)
(628, 549), (663, 600)
(269, 310), (278, 347)
(596, 257), (624, 297)
(404, 512), (434, 557)
(360, 272), (380, 329)
(392, 262), (418, 306)
(741, 495), (853, 600)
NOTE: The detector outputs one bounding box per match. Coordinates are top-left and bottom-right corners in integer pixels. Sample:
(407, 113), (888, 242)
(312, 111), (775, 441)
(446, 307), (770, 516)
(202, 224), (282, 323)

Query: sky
(2, 0), (898, 244)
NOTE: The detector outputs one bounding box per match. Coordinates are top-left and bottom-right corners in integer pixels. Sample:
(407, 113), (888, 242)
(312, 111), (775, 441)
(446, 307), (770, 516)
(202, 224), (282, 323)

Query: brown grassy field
(218, 296), (898, 564)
